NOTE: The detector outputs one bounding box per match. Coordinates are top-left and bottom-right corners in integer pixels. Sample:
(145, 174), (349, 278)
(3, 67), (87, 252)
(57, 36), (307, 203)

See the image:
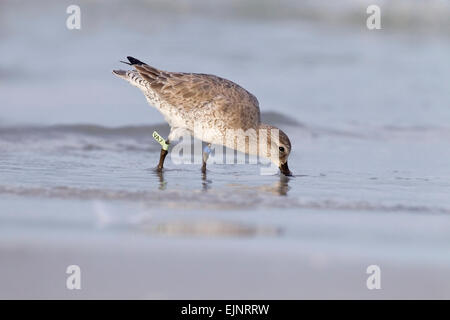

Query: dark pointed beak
(279, 162), (292, 176)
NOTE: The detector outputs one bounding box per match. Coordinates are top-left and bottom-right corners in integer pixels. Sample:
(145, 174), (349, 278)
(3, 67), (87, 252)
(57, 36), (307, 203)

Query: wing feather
(130, 60), (261, 129)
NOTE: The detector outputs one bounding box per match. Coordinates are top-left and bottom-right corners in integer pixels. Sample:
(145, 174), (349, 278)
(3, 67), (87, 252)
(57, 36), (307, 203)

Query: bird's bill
(279, 161), (292, 176)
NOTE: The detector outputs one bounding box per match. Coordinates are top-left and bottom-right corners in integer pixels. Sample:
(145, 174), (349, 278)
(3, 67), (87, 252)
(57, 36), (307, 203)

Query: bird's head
(274, 129), (292, 176)
(260, 125), (292, 176)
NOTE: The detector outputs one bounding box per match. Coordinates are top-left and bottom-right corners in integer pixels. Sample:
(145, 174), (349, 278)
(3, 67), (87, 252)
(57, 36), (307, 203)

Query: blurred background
(1, 0), (450, 299)
(1, 0), (450, 127)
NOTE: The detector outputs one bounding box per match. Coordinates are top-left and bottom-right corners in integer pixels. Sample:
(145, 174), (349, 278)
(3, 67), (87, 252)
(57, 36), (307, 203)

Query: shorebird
(113, 56), (292, 176)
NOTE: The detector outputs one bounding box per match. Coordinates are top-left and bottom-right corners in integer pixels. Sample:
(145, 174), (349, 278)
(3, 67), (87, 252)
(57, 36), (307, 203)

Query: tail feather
(125, 56), (161, 79)
(113, 56), (162, 91)
(127, 56), (146, 66)
(112, 69), (127, 76)
(112, 69), (148, 90)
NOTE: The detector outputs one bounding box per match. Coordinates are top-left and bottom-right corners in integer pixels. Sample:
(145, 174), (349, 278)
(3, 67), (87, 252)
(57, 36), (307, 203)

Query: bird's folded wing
(132, 65), (260, 128)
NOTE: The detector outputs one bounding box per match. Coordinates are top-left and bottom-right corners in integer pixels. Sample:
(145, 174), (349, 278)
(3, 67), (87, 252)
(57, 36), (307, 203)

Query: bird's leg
(202, 143), (211, 173)
(156, 139), (170, 172)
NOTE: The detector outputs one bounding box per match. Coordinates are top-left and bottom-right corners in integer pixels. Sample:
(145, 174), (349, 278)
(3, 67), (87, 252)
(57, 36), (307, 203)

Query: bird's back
(132, 63), (261, 131)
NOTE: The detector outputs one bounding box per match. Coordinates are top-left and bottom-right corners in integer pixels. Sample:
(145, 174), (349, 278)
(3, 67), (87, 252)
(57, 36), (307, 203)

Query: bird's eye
(279, 146), (285, 153)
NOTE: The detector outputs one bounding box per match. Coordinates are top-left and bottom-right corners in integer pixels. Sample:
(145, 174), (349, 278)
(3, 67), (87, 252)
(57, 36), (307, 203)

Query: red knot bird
(113, 56), (292, 176)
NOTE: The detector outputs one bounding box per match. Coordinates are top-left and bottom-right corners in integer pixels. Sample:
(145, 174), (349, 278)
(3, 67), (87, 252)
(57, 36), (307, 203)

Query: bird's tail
(113, 56), (156, 90)
(112, 69), (127, 79)
(112, 68), (149, 91)
(125, 56), (146, 66)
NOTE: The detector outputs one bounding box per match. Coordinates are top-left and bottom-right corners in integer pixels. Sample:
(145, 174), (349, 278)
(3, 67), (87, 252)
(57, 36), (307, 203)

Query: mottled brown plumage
(113, 56), (292, 175)
(134, 64), (260, 130)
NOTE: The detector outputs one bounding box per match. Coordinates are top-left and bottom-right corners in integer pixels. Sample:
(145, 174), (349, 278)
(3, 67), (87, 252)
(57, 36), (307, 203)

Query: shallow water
(1, 0), (450, 298)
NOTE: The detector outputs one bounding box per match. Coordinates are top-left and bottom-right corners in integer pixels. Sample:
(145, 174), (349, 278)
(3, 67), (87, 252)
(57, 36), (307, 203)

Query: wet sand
(1, 196), (450, 299)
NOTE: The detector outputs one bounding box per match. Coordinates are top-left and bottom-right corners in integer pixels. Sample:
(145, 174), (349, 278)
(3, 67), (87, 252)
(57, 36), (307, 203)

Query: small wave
(0, 111), (303, 152)
(131, 0), (450, 35)
(0, 111), (298, 138)
(0, 123), (170, 139)
(1, 111), (449, 153)
(261, 111), (302, 127)
(79, 0), (450, 34)
(1, 184), (449, 215)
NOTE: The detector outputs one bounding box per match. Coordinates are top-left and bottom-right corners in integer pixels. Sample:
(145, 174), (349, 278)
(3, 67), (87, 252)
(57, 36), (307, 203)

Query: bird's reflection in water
(245, 175), (291, 196)
(153, 169), (212, 192)
(156, 170), (167, 190)
(226, 175), (292, 196)
(153, 169), (291, 196)
(275, 175), (291, 196)
(202, 172), (212, 192)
